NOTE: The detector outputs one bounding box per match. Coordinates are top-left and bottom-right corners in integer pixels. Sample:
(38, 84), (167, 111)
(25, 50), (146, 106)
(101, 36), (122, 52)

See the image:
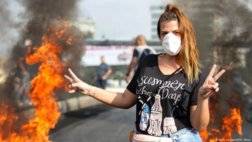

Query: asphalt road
(50, 104), (135, 142)
(50, 104), (252, 142)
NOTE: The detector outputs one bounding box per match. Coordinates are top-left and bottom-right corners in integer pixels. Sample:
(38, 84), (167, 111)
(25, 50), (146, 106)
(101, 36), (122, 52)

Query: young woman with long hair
(65, 4), (225, 142)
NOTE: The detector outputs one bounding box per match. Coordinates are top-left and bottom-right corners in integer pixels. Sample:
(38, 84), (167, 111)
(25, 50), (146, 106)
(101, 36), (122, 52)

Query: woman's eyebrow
(161, 29), (179, 32)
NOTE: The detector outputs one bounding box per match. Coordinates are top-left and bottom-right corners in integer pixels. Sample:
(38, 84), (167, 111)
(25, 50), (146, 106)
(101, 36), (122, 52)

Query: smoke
(0, 0), (26, 108)
(19, 0), (78, 43)
(0, 0), (85, 115)
(0, 0), (25, 55)
(0, 0), (27, 82)
(19, 0), (85, 71)
(175, 0), (252, 137)
(212, 0), (252, 47)
(238, 0), (252, 11)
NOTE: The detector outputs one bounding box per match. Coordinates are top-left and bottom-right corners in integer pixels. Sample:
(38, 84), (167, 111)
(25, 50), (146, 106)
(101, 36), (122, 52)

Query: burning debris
(0, 0), (85, 141)
(0, 21), (84, 142)
(200, 108), (243, 142)
(1, 0), (84, 107)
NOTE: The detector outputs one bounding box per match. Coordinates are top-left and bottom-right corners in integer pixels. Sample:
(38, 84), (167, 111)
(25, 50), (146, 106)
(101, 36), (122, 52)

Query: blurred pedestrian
(125, 35), (156, 83)
(95, 56), (112, 89)
(65, 4), (226, 142)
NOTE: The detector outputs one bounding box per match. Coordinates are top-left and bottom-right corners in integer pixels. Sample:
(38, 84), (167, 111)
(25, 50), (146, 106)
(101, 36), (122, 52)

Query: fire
(200, 108), (243, 142)
(0, 22), (72, 142)
(222, 108), (243, 140)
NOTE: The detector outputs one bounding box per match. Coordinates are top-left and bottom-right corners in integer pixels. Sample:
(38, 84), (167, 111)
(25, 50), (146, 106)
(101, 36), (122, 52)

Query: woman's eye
(162, 33), (167, 36)
(173, 31), (180, 36)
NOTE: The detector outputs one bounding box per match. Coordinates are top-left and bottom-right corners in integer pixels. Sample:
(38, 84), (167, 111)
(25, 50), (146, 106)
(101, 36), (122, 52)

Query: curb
(22, 96), (101, 117)
(22, 87), (125, 116)
(58, 96), (101, 113)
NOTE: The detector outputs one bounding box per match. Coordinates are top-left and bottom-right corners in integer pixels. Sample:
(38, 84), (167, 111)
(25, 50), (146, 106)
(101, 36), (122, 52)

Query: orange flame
(200, 108), (243, 142)
(0, 22), (73, 142)
(221, 108), (243, 140)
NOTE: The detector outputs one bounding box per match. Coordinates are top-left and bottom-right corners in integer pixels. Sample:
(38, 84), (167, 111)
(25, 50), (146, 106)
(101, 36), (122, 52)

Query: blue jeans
(96, 79), (107, 89)
(132, 128), (202, 142)
(170, 128), (202, 142)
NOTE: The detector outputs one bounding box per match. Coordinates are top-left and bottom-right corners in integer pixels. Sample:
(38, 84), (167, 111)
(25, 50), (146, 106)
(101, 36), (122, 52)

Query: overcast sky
(0, 0), (168, 56)
(2, 0), (251, 56)
(78, 0), (166, 40)
(78, 0), (252, 41)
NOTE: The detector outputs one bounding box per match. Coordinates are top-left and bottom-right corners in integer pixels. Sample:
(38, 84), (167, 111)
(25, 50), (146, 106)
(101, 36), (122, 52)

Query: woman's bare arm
(190, 65), (225, 130)
(65, 68), (137, 109)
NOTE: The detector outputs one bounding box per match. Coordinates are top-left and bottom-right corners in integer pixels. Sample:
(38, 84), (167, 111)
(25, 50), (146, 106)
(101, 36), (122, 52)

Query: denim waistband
(136, 128), (198, 138)
(134, 128), (201, 142)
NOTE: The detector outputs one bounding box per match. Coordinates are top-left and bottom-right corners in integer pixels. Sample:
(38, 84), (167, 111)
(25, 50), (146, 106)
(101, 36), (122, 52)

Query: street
(50, 104), (135, 142)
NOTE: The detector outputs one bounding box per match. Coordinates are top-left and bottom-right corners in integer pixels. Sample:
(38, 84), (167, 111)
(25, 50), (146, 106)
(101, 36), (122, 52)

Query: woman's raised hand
(198, 64), (226, 99)
(64, 68), (92, 95)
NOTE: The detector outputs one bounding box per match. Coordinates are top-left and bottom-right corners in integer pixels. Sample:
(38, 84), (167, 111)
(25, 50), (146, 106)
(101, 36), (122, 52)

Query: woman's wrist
(81, 84), (95, 97)
(88, 85), (96, 96)
(197, 96), (209, 104)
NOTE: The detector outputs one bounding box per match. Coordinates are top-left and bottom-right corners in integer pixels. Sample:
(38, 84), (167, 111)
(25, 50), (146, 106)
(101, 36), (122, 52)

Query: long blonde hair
(157, 4), (201, 83)
(134, 35), (147, 46)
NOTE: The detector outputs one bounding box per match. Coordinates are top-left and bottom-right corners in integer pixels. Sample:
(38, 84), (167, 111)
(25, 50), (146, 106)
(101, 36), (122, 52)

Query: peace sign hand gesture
(64, 68), (93, 95)
(198, 64), (226, 100)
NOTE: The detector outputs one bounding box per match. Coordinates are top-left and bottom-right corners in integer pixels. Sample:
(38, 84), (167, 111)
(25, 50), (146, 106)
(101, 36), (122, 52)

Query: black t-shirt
(133, 46), (156, 64)
(127, 54), (203, 136)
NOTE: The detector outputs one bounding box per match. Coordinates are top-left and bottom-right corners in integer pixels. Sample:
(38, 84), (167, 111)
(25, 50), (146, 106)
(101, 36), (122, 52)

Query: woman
(125, 35), (156, 83)
(65, 4), (225, 142)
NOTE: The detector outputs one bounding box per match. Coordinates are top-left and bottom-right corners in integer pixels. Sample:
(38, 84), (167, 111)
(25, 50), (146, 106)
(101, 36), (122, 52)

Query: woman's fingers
(65, 69), (89, 95)
(68, 68), (80, 81)
(203, 82), (219, 92)
(64, 75), (73, 83)
(206, 83), (218, 89)
(65, 69), (87, 94)
(207, 64), (226, 81)
(206, 77), (215, 85)
(212, 83), (219, 92)
(207, 64), (217, 79)
(67, 83), (83, 93)
(215, 87), (219, 92)
(209, 91), (216, 97)
(68, 89), (76, 94)
(71, 82), (81, 88)
(213, 82), (219, 88)
(200, 90), (215, 98)
(200, 64), (224, 98)
(213, 69), (226, 81)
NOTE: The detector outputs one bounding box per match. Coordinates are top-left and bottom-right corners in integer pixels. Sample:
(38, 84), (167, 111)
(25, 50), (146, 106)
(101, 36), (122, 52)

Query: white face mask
(162, 33), (181, 56)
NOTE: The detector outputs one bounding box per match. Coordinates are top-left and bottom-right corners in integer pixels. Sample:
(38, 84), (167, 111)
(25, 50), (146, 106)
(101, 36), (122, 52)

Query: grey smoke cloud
(0, 0), (88, 87)
(0, 0), (85, 104)
(0, 0), (26, 58)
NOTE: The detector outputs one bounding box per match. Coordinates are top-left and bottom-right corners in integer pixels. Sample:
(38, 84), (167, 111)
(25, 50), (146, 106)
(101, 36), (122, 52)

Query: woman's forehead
(160, 20), (179, 31)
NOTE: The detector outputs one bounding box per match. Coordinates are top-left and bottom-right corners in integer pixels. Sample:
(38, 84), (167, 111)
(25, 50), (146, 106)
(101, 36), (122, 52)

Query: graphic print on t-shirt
(147, 94), (163, 136)
(136, 75), (186, 136)
(163, 117), (177, 134)
(127, 54), (200, 136)
(139, 104), (150, 131)
(136, 76), (185, 104)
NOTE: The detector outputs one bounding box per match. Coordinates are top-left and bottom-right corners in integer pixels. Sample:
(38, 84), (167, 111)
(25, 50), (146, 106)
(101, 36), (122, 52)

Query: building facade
(150, 5), (165, 41)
